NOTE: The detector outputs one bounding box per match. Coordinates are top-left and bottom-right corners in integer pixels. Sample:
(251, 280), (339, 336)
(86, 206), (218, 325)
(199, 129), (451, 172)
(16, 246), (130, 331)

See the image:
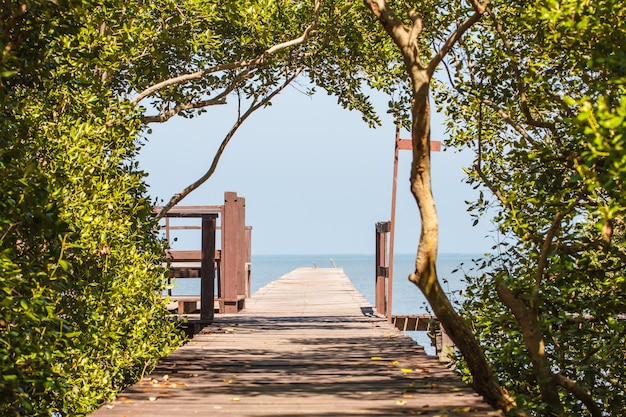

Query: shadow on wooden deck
(90, 269), (502, 416)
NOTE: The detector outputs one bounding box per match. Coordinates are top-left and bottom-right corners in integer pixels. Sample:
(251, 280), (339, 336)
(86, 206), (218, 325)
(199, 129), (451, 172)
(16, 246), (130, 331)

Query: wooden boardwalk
(91, 268), (501, 416)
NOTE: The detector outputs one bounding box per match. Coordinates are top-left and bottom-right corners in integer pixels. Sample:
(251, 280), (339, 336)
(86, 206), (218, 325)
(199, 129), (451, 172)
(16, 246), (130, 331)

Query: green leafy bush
(1, 3), (184, 415)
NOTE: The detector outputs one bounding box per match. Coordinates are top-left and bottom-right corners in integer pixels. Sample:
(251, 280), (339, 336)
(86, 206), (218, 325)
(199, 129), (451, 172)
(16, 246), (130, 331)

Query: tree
(131, 0), (404, 220)
(362, 0), (522, 413)
(1, 0), (402, 414)
(438, 0), (626, 415)
(1, 2), (185, 415)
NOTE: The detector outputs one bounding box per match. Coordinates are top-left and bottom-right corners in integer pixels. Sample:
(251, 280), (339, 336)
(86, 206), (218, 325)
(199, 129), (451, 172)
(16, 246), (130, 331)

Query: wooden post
(200, 214), (217, 322)
(375, 221), (390, 316)
(438, 325), (455, 362)
(221, 192), (246, 313)
(245, 226), (252, 298)
(387, 125), (440, 322)
(235, 196), (246, 301)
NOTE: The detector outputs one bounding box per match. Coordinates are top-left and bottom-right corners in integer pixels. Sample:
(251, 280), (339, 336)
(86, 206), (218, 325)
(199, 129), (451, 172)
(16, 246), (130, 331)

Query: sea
(170, 253), (485, 355)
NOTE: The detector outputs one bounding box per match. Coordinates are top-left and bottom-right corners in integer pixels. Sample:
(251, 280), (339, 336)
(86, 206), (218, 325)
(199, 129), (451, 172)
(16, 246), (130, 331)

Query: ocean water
(170, 253), (484, 354)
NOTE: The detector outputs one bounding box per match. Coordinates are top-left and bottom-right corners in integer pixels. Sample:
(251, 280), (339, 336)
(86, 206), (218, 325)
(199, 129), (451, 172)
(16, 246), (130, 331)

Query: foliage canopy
(1, 0), (403, 414)
(436, 0), (626, 414)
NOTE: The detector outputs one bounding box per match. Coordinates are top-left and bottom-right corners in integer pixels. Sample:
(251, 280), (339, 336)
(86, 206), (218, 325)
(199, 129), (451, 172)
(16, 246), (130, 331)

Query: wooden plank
(91, 269), (501, 417)
(167, 250), (221, 262)
(155, 205), (223, 215)
(397, 138), (442, 151)
(392, 314), (438, 331)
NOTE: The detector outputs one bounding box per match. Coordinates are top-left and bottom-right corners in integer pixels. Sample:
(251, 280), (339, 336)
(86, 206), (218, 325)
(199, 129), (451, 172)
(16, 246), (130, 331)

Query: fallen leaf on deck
(401, 368), (413, 373)
(148, 396), (157, 402)
(231, 397), (241, 402)
(371, 356), (383, 361)
(451, 407), (474, 412)
(390, 360), (399, 365)
(396, 399), (407, 405)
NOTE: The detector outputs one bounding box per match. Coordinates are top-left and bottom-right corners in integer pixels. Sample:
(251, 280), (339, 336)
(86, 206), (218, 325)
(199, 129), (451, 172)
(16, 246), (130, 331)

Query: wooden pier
(91, 268), (501, 416)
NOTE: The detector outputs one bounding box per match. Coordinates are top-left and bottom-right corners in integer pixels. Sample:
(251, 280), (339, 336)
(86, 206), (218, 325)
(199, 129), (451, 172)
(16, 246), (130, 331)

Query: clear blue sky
(138, 85), (495, 255)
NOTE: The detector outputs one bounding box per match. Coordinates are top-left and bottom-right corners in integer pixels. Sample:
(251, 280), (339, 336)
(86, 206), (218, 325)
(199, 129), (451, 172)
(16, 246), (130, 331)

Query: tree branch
(552, 373), (603, 417)
(142, 97), (227, 123)
(132, 0), (321, 106)
(154, 68), (304, 221)
(474, 102), (508, 206)
(407, 10), (423, 56)
(141, 67), (252, 124)
(535, 193), (581, 287)
(480, 98), (535, 144)
(363, 0), (413, 59)
(489, 11), (555, 132)
(496, 280), (564, 414)
(1, 3), (27, 46)
(427, 3), (488, 78)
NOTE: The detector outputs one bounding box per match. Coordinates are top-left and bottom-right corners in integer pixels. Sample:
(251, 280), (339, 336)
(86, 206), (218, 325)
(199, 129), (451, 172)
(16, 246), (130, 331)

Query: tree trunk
(496, 281), (565, 415)
(408, 72), (517, 414)
(362, 0), (520, 413)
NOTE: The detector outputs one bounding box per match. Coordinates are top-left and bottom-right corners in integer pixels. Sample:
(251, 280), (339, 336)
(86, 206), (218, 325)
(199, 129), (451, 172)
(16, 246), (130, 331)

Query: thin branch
(154, 68), (304, 221)
(474, 101), (508, 205)
(480, 98), (535, 143)
(489, 11), (555, 132)
(427, 4), (487, 78)
(456, 35), (479, 88)
(441, 55), (457, 89)
(535, 192), (581, 287)
(132, 0), (321, 106)
(142, 97), (227, 123)
(141, 68), (251, 123)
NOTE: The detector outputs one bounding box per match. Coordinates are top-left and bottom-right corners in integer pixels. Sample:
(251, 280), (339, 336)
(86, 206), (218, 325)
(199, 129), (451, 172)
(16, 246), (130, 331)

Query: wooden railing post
(375, 221), (390, 316)
(221, 192), (247, 313)
(245, 225), (252, 298)
(200, 214), (217, 322)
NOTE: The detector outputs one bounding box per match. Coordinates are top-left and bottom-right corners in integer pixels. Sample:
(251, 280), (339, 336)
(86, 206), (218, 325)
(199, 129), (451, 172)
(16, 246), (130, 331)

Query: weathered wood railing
(155, 192), (251, 330)
(375, 221), (455, 361)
